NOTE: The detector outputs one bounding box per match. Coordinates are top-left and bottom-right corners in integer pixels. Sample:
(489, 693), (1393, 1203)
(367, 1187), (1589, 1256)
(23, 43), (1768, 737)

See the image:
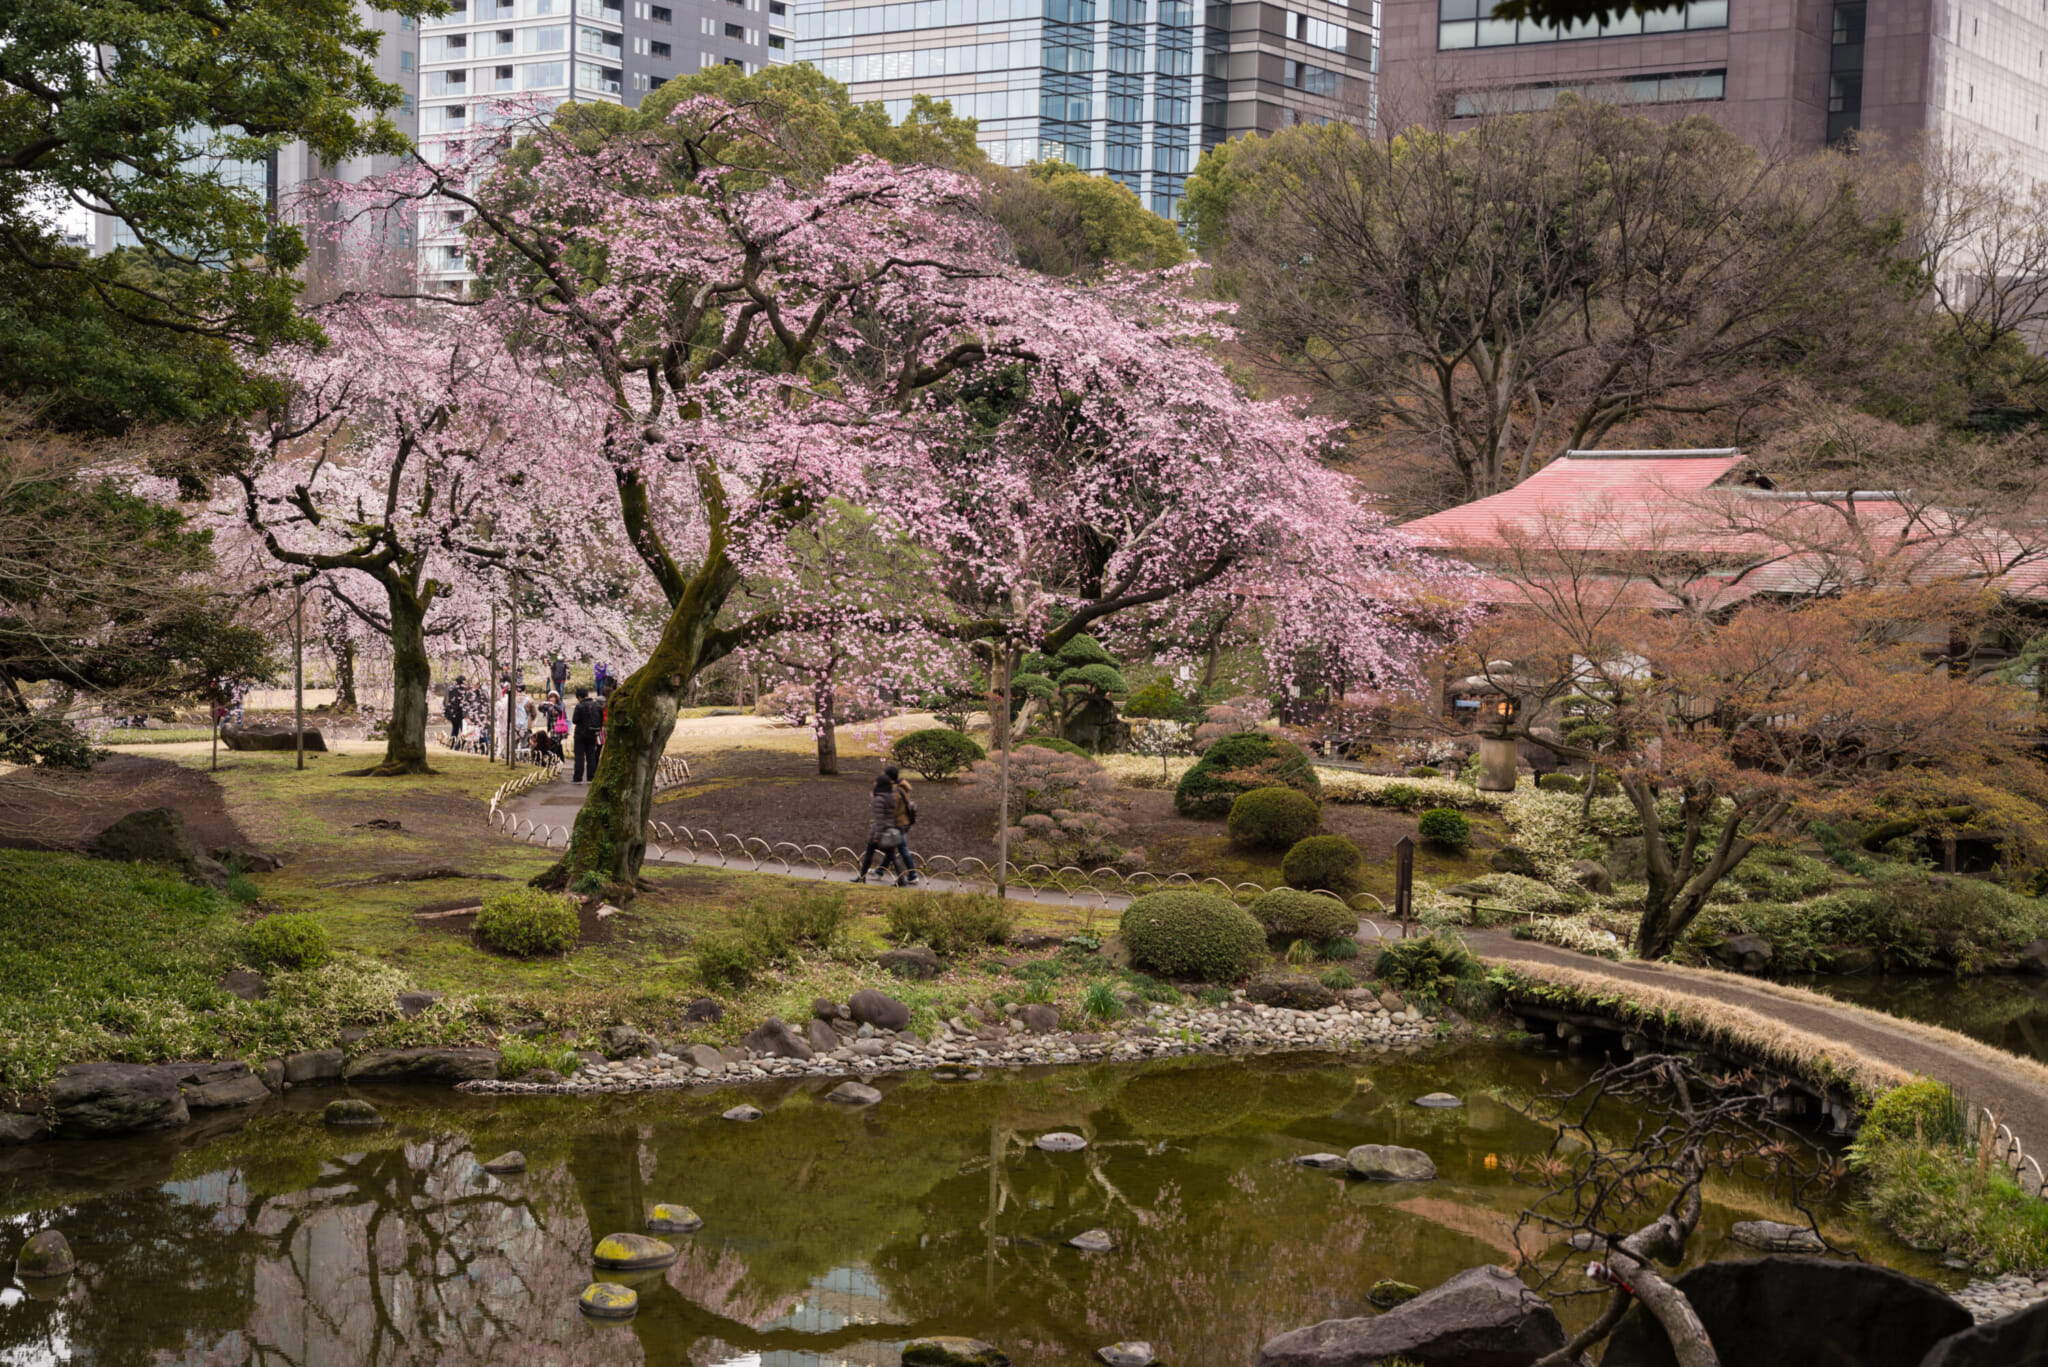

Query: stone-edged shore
(462, 994), (1442, 1096)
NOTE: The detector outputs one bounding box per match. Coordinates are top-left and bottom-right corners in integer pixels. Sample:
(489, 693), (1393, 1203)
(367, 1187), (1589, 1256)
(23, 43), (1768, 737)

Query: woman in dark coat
(855, 766), (916, 886)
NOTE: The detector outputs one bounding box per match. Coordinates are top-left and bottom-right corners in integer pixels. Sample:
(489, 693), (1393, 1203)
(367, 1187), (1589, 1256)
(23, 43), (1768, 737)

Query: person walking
(550, 655), (569, 702)
(570, 686), (605, 782)
(855, 764), (919, 886)
(444, 675), (468, 745)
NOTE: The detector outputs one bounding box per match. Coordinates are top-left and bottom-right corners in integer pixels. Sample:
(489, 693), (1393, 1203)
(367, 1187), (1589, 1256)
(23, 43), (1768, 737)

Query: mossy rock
(15, 1229), (75, 1279)
(591, 1232), (678, 1270)
(646, 1203), (703, 1233)
(901, 1337), (1012, 1367)
(1174, 731), (1320, 819)
(322, 1098), (383, 1127)
(578, 1281), (639, 1319)
(1368, 1278), (1421, 1307)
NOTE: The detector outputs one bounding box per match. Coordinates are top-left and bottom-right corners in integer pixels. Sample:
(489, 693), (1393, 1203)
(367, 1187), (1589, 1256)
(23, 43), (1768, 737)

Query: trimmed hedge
(891, 728), (986, 780)
(1119, 891), (1268, 981)
(1174, 731), (1320, 819)
(1227, 785), (1322, 851)
(475, 888), (580, 958)
(1249, 887), (1356, 943)
(1417, 808), (1472, 850)
(1282, 834), (1364, 895)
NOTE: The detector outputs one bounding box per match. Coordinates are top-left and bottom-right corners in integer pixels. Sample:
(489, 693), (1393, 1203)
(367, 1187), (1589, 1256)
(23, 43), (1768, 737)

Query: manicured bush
(475, 888), (580, 958)
(1249, 887), (1357, 943)
(1227, 785), (1323, 851)
(886, 892), (1014, 955)
(246, 914), (330, 971)
(1417, 807), (1472, 850)
(1119, 891), (1269, 981)
(1282, 834), (1364, 895)
(1173, 731), (1320, 819)
(1536, 773), (1580, 794)
(1378, 782), (1425, 812)
(1853, 1079), (1971, 1155)
(891, 728), (986, 780)
(694, 935), (758, 992)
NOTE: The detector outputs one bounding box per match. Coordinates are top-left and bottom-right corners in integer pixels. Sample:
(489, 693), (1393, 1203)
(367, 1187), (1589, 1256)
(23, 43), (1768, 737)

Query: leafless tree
(1513, 1055), (1838, 1367)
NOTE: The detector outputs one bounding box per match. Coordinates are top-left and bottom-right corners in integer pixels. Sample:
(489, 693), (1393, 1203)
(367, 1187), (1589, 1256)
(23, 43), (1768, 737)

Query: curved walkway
(1471, 930), (2048, 1190)
(499, 776), (2048, 1183)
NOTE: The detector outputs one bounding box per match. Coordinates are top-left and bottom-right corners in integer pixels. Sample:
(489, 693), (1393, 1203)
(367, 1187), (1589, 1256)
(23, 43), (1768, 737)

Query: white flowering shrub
(1317, 769), (1507, 811)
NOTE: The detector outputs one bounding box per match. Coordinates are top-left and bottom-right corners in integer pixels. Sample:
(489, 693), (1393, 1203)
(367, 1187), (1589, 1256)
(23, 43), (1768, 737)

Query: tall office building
(415, 0), (774, 285)
(1381, 0), (2048, 183)
(792, 0), (1377, 218)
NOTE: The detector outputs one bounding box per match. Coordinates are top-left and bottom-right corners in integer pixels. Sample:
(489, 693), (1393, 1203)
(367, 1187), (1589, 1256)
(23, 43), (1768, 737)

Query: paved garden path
(1463, 929), (2048, 1161)
(506, 776), (2048, 1155)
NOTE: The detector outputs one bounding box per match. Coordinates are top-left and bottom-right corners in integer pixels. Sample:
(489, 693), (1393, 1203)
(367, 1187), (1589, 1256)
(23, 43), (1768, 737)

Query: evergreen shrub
(246, 914), (330, 971)
(1417, 807), (1472, 849)
(1227, 785), (1322, 851)
(1249, 886), (1356, 943)
(1119, 891), (1268, 981)
(1282, 834), (1364, 894)
(1173, 731), (1320, 818)
(475, 888), (579, 958)
(891, 728), (986, 780)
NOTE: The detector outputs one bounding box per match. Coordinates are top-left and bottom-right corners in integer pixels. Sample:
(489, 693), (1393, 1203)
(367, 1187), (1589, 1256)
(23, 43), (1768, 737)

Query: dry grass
(1490, 957), (1912, 1102)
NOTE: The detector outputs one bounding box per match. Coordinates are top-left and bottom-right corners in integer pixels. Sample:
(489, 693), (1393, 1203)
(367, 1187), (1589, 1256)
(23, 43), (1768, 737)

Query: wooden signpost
(1393, 835), (1414, 936)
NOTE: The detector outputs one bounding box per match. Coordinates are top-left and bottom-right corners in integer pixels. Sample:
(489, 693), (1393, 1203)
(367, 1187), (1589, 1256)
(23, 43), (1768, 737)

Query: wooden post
(488, 601), (498, 758)
(995, 644), (1012, 901)
(1394, 835), (1414, 936)
(293, 583), (306, 772)
(505, 572), (519, 766)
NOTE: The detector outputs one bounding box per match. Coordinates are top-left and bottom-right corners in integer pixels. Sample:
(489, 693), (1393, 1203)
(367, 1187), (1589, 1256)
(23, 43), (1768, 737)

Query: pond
(1805, 972), (2048, 1065)
(0, 1044), (1947, 1367)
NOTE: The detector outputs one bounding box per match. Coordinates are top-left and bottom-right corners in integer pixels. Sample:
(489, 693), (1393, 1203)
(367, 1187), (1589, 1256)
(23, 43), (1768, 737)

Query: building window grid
(1438, 0), (1726, 51)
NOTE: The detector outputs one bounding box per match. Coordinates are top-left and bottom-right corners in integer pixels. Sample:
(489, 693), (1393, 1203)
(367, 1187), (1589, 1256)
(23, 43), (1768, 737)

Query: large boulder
(879, 946), (942, 979)
(1916, 1297), (2048, 1366)
(340, 1047), (500, 1084)
(86, 807), (221, 886)
(221, 724), (327, 752)
(1709, 934), (1774, 974)
(741, 1018), (814, 1060)
(2017, 939), (2048, 976)
(1246, 977), (1338, 1010)
(848, 988), (912, 1031)
(1256, 1264), (1567, 1367)
(1345, 1144), (1436, 1182)
(1570, 859), (1613, 895)
(805, 1019), (840, 1054)
(48, 1063), (189, 1137)
(1601, 1255), (1970, 1367)
(172, 1060), (271, 1110)
(1488, 847), (1540, 878)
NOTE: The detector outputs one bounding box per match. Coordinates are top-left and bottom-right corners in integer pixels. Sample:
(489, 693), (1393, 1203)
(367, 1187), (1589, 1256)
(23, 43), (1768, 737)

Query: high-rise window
(1438, 0), (1725, 50)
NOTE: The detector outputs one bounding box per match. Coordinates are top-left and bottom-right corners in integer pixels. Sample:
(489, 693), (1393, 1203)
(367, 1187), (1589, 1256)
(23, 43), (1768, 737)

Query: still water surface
(1805, 971), (2048, 1065)
(0, 1044), (1946, 1366)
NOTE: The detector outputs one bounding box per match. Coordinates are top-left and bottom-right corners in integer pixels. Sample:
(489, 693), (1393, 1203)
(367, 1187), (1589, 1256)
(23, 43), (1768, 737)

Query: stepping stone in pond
(1293, 1152), (1349, 1171)
(15, 1230), (75, 1280)
(1730, 1219), (1825, 1253)
(323, 1098), (383, 1127)
(1036, 1131), (1087, 1152)
(579, 1282), (638, 1319)
(722, 1104), (763, 1121)
(827, 1081), (882, 1106)
(591, 1232), (677, 1271)
(646, 1203), (703, 1234)
(1412, 1092), (1462, 1108)
(481, 1150), (526, 1174)
(901, 1337), (1011, 1367)
(1069, 1228), (1117, 1253)
(1098, 1343), (1156, 1367)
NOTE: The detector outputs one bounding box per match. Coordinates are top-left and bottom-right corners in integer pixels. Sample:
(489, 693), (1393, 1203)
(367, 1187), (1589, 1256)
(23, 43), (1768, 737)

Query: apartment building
(792, 0), (1378, 218)
(1380, 0), (2048, 182)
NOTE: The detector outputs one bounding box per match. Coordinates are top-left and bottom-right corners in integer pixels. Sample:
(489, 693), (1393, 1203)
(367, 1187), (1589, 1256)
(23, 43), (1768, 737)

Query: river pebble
(457, 995), (1443, 1096)
(1951, 1270), (2048, 1323)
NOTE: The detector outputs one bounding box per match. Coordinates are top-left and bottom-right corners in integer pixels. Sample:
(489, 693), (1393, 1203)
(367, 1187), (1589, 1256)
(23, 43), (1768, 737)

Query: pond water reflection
(0, 1044), (1947, 1366)
(1805, 972), (2048, 1065)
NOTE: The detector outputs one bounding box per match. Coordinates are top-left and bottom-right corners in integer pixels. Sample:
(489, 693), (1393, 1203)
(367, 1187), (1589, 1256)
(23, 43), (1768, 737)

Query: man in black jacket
(570, 687), (605, 782)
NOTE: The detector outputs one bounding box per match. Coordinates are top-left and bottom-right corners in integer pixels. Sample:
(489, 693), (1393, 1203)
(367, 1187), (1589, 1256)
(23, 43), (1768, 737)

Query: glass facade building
(795, 0), (1375, 218)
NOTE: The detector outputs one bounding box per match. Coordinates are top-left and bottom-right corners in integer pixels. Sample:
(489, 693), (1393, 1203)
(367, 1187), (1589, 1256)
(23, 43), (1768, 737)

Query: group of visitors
(856, 764), (920, 887)
(442, 676), (494, 753)
(441, 656), (620, 769)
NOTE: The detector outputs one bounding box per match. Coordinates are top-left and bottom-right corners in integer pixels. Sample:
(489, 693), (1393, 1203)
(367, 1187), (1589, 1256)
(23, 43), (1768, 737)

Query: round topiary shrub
(891, 727), (986, 780)
(246, 914), (330, 971)
(1417, 808), (1472, 850)
(1174, 731), (1320, 819)
(1248, 887), (1357, 943)
(1119, 891), (1268, 981)
(1227, 785), (1322, 851)
(1405, 766), (1441, 779)
(1282, 834), (1364, 895)
(475, 887), (580, 958)
(1536, 773), (1581, 794)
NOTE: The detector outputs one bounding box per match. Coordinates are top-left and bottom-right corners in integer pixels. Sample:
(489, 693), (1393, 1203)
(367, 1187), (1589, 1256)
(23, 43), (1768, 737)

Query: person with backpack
(550, 655), (569, 701)
(570, 686), (606, 782)
(855, 763), (919, 886)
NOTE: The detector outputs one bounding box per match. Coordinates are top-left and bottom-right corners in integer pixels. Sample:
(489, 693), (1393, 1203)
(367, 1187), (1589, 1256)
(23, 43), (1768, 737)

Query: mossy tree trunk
(370, 586), (435, 776)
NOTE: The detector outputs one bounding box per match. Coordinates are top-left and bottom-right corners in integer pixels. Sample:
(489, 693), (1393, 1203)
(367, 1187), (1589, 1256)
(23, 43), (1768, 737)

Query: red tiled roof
(1402, 451), (1746, 550)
